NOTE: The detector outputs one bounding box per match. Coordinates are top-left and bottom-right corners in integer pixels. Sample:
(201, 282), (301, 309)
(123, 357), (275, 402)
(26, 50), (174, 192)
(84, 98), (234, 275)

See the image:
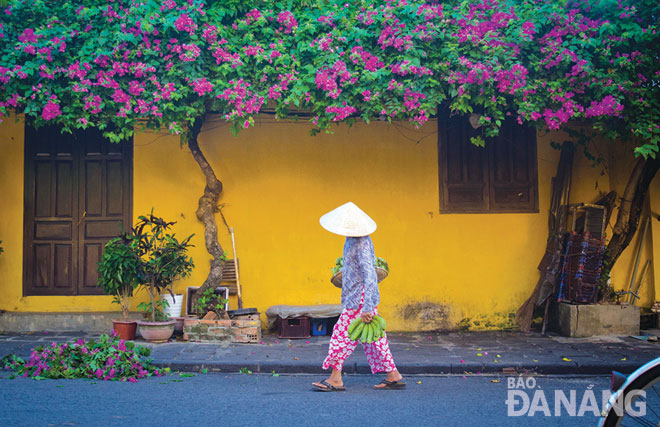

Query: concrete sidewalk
(2, 330), (660, 376)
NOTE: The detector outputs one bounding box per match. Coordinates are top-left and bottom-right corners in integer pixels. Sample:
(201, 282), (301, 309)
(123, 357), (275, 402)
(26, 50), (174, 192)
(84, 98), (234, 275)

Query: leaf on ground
(170, 379), (183, 382)
(476, 353), (483, 357)
(201, 368), (208, 374)
(179, 373), (195, 377)
(490, 379), (500, 383)
(562, 358), (572, 362)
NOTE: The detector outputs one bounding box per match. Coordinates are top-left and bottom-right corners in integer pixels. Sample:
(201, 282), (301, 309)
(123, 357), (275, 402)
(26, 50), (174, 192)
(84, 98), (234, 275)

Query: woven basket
(331, 267), (388, 289)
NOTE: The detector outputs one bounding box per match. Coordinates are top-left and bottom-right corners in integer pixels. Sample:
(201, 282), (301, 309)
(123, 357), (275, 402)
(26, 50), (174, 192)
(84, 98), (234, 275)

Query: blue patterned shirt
(341, 236), (379, 314)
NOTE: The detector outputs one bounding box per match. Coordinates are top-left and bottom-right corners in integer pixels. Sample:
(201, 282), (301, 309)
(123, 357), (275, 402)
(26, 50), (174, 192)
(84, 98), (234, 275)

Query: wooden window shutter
(488, 120), (538, 212)
(439, 116), (488, 212)
(438, 115), (538, 213)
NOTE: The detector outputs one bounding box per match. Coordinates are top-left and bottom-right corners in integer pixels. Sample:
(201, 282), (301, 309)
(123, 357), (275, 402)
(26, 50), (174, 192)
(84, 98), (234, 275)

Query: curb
(151, 360), (639, 376)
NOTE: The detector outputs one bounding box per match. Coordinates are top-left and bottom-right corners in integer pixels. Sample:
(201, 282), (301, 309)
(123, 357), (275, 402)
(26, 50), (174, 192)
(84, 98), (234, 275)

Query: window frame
(437, 116), (539, 214)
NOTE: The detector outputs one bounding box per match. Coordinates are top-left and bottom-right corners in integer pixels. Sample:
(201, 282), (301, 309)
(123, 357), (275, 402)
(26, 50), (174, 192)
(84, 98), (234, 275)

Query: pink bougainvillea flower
(18, 28), (37, 43)
(191, 78), (213, 96)
(174, 13), (197, 34)
(42, 101), (61, 121)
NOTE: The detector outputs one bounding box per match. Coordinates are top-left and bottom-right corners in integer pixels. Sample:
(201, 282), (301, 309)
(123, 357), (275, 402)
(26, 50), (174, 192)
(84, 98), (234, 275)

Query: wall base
(556, 303), (640, 337)
(0, 312), (133, 333)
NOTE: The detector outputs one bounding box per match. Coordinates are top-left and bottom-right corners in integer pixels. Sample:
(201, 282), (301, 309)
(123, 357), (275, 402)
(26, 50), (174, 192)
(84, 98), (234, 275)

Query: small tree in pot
(131, 214), (194, 319)
(124, 213), (194, 342)
(97, 236), (141, 339)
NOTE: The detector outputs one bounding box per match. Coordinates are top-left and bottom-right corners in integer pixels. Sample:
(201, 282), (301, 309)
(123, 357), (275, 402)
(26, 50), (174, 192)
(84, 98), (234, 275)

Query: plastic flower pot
(112, 320), (138, 341)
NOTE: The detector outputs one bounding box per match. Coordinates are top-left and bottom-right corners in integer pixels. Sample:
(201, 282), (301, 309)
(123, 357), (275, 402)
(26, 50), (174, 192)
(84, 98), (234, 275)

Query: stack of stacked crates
(557, 204), (607, 304)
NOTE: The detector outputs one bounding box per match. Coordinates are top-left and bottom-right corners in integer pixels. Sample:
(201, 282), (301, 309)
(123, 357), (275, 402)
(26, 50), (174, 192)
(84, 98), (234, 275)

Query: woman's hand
(361, 312), (373, 323)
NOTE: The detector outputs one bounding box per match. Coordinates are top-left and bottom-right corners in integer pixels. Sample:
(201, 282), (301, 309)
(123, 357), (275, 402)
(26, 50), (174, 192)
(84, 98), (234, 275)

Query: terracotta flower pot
(138, 320), (175, 343)
(172, 316), (189, 334)
(112, 319), (138, 341)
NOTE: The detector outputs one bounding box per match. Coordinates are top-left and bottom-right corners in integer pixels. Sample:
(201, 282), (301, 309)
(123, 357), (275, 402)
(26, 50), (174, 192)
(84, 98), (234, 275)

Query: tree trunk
(605, 157), (660, 269)
(186, 116), (226, 304)
(150, 279), (156, 322)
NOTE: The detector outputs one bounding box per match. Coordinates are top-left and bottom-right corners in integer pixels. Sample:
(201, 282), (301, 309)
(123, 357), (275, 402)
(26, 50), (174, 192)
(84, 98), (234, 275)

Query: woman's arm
(358, 240), (379, 316)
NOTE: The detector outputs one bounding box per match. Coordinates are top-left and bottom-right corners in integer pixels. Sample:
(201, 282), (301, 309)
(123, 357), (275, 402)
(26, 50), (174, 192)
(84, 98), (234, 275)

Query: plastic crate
(277, 316), (311, 339)
(310, 318), (328, 336)
(557, 230), (605, 305)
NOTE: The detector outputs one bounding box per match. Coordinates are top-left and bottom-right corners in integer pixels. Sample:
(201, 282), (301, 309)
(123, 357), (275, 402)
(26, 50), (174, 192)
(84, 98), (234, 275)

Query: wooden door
(23, 126), (132, 296)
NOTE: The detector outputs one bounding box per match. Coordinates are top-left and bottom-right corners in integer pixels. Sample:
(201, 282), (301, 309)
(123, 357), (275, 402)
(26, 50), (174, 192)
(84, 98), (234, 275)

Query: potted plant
(183, 287), (231, 341)
(127, 212), (194, 342)
(192, 287), (229, 319)
(97, 236), (141, 340)
(161, 292), (184, 318)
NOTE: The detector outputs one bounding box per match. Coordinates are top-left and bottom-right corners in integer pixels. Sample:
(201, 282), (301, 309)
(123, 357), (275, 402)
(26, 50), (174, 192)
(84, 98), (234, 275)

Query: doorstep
(0, 311), (132, 333)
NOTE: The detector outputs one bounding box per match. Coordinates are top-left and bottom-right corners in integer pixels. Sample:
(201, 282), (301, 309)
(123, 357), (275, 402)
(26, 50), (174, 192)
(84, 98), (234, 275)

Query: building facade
(1, 115), (658, 331)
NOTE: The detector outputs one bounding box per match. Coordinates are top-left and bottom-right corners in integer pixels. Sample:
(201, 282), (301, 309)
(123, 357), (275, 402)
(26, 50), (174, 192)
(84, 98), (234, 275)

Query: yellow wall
(1, 115), (658, 331)
(131, 118), (643, 331)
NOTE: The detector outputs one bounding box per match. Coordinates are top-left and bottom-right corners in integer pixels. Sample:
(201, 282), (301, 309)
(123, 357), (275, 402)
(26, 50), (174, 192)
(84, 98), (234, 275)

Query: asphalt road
(0, 372), (613, 426)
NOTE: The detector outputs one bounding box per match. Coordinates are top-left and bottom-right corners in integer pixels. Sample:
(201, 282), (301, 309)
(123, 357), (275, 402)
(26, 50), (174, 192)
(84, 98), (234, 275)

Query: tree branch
(606, 157), (660, 268)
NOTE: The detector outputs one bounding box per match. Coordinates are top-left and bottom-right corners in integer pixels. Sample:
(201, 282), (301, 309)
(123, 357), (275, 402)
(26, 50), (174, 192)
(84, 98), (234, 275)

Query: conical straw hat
(319, 202), (377, 237)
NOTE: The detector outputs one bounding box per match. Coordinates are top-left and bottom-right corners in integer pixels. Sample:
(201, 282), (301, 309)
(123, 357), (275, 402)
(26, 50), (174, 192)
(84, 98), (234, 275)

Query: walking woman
(313, 202), (405, 391)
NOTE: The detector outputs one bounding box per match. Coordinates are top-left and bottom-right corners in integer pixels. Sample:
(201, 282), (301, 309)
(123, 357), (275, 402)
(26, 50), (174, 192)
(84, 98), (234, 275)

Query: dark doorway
(23, 126), (133, 296)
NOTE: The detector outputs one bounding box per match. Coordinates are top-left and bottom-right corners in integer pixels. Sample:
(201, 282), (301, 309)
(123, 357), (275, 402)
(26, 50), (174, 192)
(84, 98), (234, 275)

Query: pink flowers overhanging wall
(0, 0), (657, 155)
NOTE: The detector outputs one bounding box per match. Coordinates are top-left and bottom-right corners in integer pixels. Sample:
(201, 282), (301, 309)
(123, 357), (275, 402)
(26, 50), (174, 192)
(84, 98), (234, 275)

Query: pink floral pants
(322, 306), (397, 373)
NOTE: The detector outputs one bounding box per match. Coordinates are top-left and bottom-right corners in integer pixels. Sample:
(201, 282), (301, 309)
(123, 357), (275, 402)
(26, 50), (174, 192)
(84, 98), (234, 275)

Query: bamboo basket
(331, 267), (388, 289)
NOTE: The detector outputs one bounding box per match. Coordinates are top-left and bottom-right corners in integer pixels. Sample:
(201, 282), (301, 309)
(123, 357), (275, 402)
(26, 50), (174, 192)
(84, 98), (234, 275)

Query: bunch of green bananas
(331, 257), (343, 275)
(347, 315), (387, 343)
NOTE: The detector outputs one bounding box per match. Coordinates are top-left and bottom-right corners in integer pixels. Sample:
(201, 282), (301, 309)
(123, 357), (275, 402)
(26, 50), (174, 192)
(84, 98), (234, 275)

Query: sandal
(374, 379), (406, 390)
(312, 379), (346, 392)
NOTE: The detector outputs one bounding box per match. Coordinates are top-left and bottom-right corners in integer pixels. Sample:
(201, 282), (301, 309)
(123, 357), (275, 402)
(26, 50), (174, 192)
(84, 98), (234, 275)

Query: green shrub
(97, 237), (141, 319)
